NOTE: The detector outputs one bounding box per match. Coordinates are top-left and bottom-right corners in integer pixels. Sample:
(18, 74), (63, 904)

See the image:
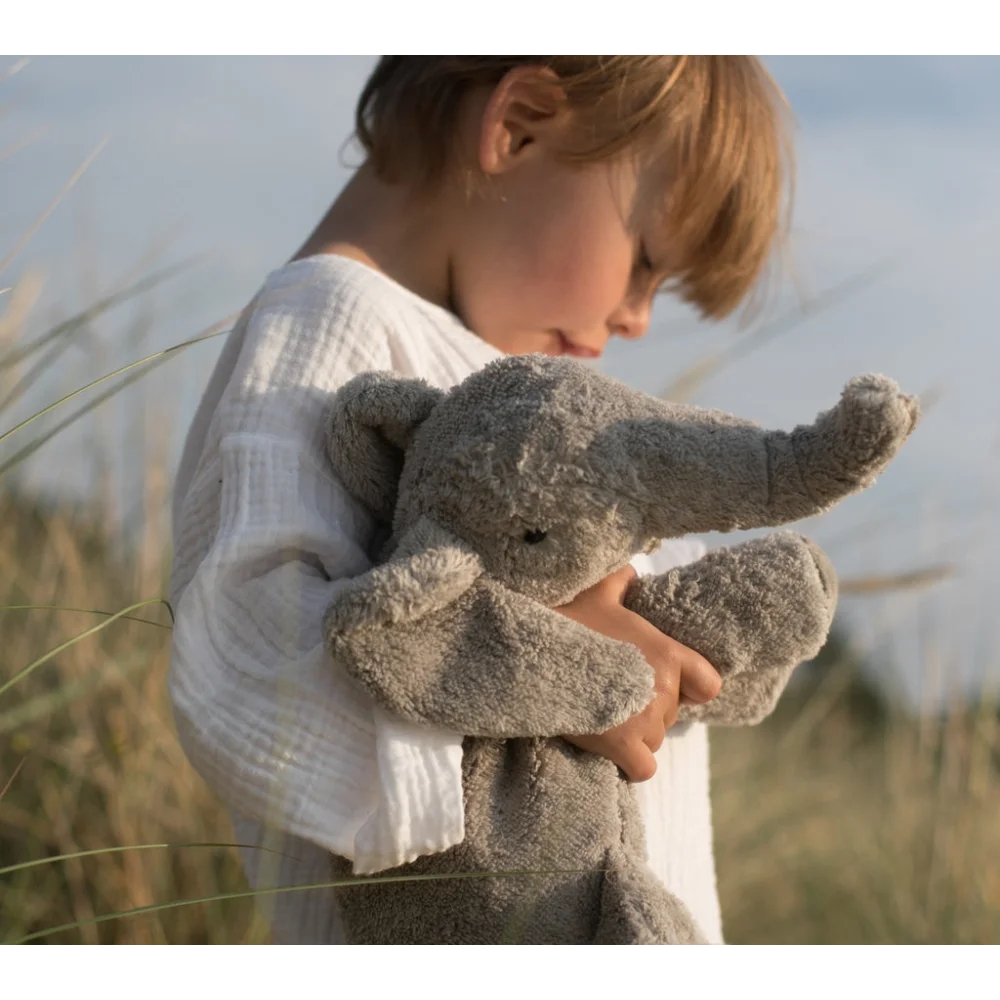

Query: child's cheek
(504, 232), (577, 316)
(496, 193), (621, 325)
(560, 247), (628, 323)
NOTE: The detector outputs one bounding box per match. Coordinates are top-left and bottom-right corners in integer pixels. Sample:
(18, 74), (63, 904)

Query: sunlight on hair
(354, 56), (793, 320)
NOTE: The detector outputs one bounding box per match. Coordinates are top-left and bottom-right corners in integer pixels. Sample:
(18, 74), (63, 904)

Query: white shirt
(168, 254), (724, 944)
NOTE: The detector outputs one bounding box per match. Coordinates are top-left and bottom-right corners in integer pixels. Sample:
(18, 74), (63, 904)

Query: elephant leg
(593, 849), (709, 945)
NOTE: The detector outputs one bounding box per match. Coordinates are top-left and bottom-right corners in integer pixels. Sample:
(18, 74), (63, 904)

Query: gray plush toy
(322, 353), (919, 944)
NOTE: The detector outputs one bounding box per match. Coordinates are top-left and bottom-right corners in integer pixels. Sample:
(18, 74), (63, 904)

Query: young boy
(168, 56), (792, 944)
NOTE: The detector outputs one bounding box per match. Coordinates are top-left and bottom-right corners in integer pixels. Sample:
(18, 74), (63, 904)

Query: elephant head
(328, 354), (919, 608)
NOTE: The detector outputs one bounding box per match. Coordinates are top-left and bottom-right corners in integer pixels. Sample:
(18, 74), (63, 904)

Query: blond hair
(354, 56), (793, 320)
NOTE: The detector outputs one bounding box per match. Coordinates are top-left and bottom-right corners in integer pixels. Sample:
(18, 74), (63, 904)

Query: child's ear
(479, 65), (569, 176)
(328, 372), (445, 522)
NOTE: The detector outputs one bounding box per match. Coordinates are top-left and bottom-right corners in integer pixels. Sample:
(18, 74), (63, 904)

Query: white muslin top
(167, 254), (723, 944)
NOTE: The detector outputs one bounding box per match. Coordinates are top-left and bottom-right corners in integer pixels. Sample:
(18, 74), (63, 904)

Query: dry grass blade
(0, 757), (26, 805)
(0, 654), (148, 735)
(840, 565), (956, 596)
(0, 272), (42, 403)
(0, 128), (45, 164)
(1, 58), (30, 83)
(916, 383), (947, 415)
(0, 271), (43, 344)
(661, 355), (722, 405)
(0, 320), (110, 417)
(0, 604), (173, 628)
(0, 324), (230, 476)
(662, 260), (895, 402)
(0, 597), (169, 700)
(0, 137), (109, 280)
(9, 868), (609, 945)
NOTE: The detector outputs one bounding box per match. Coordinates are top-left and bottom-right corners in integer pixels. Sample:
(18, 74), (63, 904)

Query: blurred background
(1, 55), (998, 944)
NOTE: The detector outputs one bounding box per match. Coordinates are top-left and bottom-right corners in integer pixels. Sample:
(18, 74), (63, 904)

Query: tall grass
(712, 666), (1000, 944)
(0, 493), (267, 944)
(1, 66), (997, 943)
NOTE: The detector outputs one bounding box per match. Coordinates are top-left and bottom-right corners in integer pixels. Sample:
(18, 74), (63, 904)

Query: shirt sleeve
(167, 281), (404, 858)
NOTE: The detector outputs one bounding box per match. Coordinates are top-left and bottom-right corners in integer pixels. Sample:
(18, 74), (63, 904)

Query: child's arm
(168, 279), (412, 860)
(324, 521), (722, 776)
(554, 564), (722, 782)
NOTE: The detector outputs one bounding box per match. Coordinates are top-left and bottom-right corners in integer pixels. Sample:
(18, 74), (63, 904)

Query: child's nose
(608, 297), (651, 340)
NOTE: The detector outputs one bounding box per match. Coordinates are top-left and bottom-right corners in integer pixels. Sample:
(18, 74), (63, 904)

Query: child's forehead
(596, 145), (671, 222)
(628, 151), (674, 232)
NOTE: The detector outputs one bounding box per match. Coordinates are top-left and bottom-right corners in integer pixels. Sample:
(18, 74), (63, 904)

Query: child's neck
(292, 164), (458, 315)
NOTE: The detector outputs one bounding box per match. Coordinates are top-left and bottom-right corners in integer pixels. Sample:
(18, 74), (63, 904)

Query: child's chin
(536, 331), (566, 356)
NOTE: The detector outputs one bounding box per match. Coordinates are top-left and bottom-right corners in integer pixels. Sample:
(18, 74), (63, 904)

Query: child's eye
(636, 242), (654, 274)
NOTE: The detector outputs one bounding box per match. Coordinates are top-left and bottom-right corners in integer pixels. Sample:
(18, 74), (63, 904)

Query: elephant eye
(523, 528), (548, 545)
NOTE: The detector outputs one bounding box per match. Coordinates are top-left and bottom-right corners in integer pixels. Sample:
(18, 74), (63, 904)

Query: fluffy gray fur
(323, 355), (919, 944)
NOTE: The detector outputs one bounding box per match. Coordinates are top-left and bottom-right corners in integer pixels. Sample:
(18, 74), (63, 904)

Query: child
(168, 56), (792, 944)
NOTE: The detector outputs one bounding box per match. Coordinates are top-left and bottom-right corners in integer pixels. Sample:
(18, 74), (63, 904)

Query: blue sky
(3, 56), (999, 706)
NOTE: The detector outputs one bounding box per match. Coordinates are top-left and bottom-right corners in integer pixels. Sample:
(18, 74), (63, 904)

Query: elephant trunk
(597, 374), (920, 537)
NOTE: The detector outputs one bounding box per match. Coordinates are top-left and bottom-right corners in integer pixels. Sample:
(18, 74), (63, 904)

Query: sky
(2, 55), (999, 708)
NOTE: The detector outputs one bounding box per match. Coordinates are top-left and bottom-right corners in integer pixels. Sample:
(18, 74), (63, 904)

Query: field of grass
(1, 87), (997, 941)
(1, 427), (998, 943)
(713, 663), (1000, 943)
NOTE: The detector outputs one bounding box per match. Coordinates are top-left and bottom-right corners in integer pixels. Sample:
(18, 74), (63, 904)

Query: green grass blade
(0, 257), (203, 372)
(0, 321), (230, 450)
(0, 359), (170, 475)
(0, 605), (172, 629)
(0, 598), (170, 700)
(0, 842), (295, 879)
(0, 328), (81, 416)
(6, 868), (607, 944)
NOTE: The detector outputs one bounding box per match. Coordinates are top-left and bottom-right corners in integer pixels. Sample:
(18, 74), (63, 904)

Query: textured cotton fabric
(168, 254), (724, 944)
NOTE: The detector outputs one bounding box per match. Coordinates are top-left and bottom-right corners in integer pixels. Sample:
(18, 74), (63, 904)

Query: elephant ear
(324, 516), (485, 637)
(327, 371), (445, 522)
(325, 517), (655, 739)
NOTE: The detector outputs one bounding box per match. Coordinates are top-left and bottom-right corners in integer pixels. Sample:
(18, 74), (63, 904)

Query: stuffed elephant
(322, 354), (919, 944)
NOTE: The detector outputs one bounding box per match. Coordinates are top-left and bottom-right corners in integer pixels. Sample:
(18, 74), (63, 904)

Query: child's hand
(554, 564), (722, 782)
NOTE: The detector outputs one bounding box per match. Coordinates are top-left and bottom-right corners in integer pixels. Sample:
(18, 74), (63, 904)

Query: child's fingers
(564, 726), (658, 782)
(673, 641), (722, 704)
(618, 612), (720, 709)
(615, 741), (658, 783)
(597, 563), (638, 604)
